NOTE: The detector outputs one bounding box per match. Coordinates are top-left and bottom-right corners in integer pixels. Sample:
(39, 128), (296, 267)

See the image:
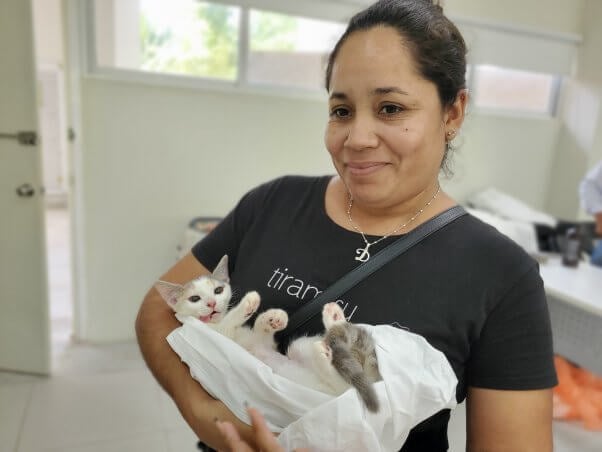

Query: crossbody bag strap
(277, 205), (467, 350)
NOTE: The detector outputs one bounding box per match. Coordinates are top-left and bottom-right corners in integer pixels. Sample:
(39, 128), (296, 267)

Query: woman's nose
(344, 116), (379, 151)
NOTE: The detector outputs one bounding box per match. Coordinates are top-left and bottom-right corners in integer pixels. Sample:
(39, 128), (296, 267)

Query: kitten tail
(328, 343), (380, 413)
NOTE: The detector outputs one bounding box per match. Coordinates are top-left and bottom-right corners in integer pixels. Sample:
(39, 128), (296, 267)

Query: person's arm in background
(579, 161), (602, 235)
(135, 252), (257, 450)
(466, 387), (553, 452)
(594, 212), (602, 237)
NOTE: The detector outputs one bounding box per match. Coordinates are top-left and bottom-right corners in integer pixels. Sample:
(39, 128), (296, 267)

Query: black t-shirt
(192, 175), (557, 451)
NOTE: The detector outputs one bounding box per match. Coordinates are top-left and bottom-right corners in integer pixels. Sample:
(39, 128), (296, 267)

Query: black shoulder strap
(277, 205), (467, 351)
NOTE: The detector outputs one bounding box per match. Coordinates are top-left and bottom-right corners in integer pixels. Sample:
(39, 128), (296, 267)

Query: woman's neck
(327, 176), (456, 236)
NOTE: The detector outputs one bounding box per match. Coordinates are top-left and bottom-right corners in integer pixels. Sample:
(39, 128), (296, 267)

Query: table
(539, 256), (602, 374)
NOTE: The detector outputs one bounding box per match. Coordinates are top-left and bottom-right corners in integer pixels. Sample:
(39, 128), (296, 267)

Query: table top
(539, 255), (602, 316)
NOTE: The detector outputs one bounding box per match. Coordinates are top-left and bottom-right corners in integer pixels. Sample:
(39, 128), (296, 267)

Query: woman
(136, 1), (557, 450)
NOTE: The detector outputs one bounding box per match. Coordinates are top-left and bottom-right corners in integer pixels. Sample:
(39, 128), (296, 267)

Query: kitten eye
(188, 295), (201, 303)
(214, 286), (224, 295)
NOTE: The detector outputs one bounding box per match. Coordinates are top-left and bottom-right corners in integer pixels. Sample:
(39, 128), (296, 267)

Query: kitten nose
(207, 300), (216, 309)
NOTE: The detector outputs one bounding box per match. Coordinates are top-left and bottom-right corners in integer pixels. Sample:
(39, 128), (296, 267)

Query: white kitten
(155, 255), (288, 355)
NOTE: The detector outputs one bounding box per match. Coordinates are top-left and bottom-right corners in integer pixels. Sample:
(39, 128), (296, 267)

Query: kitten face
(173, 276), (232, 322)
(155, 254), (232, 323)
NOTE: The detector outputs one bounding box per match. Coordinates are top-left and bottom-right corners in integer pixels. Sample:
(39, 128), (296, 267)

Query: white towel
(167, 317), (458, 451)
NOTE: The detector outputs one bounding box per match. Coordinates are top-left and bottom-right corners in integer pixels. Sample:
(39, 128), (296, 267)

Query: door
(0, 0), (50, 374)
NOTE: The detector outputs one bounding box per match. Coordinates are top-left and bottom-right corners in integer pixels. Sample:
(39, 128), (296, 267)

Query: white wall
(545, 0), (602, 220)
(442, 115), (560, 208)
(73, 0), (581, 342)
(446, 0), (584, 35)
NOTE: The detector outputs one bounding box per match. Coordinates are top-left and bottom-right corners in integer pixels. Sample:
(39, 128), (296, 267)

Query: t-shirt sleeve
(467, 265), (558, 390)
(191, 181), (272, 272)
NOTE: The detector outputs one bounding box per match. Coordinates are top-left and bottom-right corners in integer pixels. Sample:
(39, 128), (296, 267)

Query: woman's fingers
(217, 407), (310, 452)
(216, 420), (254, 452)
(247, 407), (284, 451)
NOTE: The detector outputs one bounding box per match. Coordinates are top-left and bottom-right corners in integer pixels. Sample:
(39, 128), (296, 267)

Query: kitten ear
(212, 255), (230, 282)
(155, 280), (185, 308)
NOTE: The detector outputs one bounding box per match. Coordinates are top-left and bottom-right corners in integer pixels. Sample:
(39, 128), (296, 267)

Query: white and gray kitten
(156, 255), (381, 412)
(155, 255), (288, 354)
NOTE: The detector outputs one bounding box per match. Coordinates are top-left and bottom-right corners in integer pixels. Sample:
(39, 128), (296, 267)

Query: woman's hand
(216, 407), (309, 452)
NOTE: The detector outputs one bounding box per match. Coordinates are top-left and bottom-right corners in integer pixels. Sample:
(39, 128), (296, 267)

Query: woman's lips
(346, 162), (387, 176)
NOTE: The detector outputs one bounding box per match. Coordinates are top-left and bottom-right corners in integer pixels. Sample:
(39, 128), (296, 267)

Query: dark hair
(325, 0), (467, 109)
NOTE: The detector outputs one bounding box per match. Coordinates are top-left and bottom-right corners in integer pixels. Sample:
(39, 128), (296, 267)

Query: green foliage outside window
(140, 3), (238, 80)
(139, 3), (298, 81)
(250, 11), (297, 52)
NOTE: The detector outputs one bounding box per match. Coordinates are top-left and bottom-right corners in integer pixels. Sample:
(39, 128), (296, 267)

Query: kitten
(267, 302), (381, 412)
(155, 255), (288, 353)
(156, 255), (381, 412)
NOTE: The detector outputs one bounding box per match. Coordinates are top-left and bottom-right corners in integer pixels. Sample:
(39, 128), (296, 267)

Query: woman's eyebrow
(329, 87), (410, 101)
(329, 92), (348, 101)
(372, 87), (409, 96)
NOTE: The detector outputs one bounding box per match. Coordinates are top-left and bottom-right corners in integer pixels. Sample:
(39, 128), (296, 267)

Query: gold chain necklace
(347, 185), (441, 262)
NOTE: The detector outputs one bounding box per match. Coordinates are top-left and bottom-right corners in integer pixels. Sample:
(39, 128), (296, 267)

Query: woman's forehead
(329, 28), (424, 91)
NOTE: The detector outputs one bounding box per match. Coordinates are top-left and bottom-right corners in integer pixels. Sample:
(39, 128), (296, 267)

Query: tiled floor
(1, 207), (601, 451)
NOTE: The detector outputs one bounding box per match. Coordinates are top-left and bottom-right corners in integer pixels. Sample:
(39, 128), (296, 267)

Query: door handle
(0, 131), (38, 146)
(16, 183), (36, 197)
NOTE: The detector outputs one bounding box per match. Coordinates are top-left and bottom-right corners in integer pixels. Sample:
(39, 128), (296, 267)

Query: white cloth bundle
(167, 317), (458, 451)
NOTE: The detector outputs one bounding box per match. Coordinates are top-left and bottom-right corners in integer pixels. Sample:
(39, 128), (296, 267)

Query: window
(92, 0), (345, 91)
(95, 0), (241, 81)
(471, 65), (560, 115)
(247, 10), (345, 90)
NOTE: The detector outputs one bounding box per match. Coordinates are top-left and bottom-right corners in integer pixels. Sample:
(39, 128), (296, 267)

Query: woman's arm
(135, 252), (257, 450)
(466, 386), (553, 452)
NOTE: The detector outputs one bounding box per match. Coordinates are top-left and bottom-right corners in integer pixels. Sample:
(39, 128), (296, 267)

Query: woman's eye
(188, 295), (201, 303)
(379, 104), (403, 115)
(214, 286), (224, 295)
(330, 107), (350, 118)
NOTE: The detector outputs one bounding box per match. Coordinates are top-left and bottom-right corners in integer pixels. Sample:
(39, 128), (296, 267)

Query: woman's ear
(443, 89), (469, 132)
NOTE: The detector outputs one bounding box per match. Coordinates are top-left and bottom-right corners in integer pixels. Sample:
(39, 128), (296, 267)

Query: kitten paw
(240, 291), (261, 318)
(322, 302), (346, 329)
(255, 309), (288, 333)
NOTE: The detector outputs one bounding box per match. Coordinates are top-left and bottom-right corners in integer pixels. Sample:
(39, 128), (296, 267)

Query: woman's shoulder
(445, 211), (538, 273)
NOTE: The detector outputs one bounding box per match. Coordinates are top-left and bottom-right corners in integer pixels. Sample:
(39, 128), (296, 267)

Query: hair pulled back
(325, 0), (467, 109)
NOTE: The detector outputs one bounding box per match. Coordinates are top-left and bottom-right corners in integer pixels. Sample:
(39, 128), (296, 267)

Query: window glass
(472, 65), (558, 114)
(94, 0), (240, 80)
(247, 10), (345, 90)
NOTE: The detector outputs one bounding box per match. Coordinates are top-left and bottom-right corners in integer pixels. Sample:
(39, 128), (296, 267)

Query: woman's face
(325, 26), (458, 209)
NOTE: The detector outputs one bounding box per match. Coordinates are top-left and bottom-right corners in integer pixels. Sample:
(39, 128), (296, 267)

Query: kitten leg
(251, 309), (288, 351)
(220, 290), (260, 330)
(310, 340), (348, 391)
(253, 309), (288, 334)
(322, 302), (347, 330)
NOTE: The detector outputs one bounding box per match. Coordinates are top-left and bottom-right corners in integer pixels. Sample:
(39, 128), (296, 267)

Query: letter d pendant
(355, 244), (371, 262)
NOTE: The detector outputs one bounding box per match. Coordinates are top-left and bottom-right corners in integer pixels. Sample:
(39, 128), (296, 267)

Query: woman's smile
(345, 161), (389, 176)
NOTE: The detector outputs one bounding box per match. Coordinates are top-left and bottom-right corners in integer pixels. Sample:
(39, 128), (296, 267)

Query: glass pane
(473, 65), (556, 113)
(248, 10), (345, 91)
(94, 0), (240, 81)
